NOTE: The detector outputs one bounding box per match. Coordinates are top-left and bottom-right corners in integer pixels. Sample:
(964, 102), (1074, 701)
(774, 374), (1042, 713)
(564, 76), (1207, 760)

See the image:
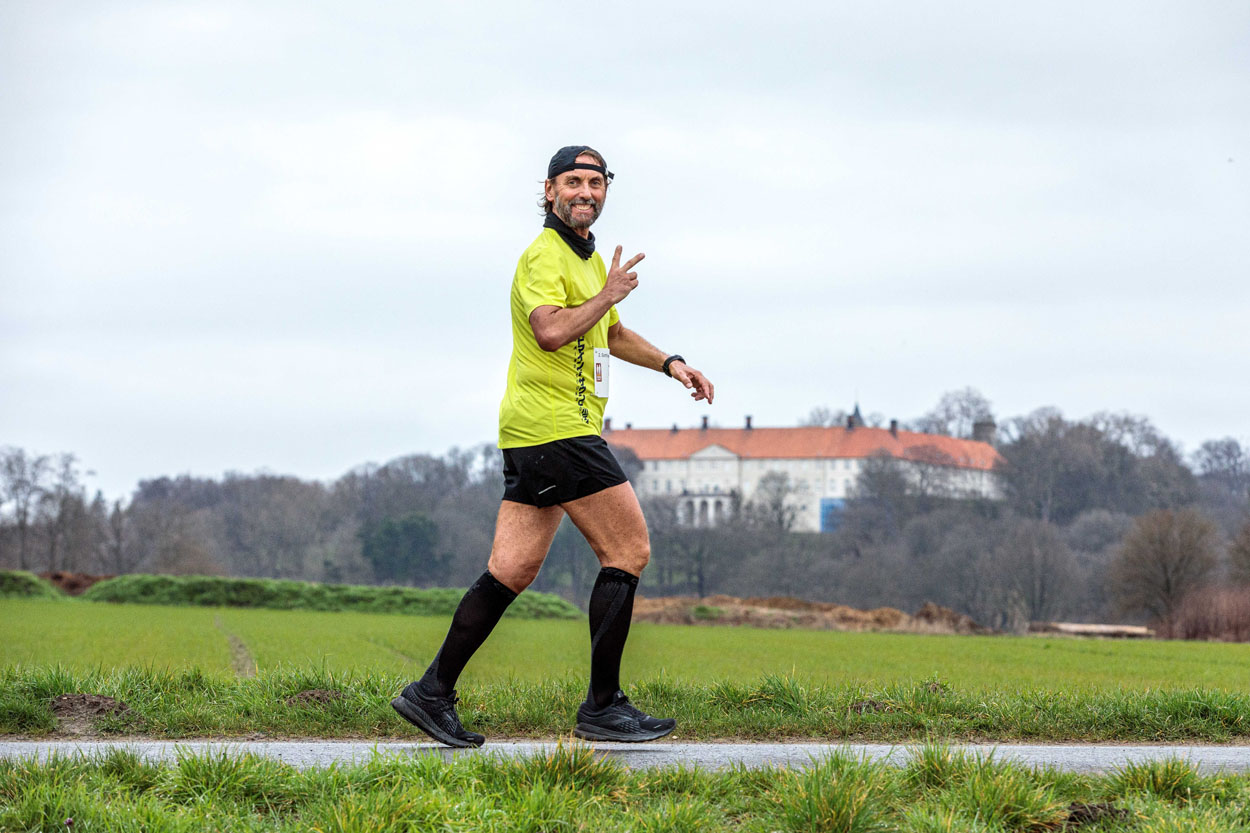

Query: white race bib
(593, 348), (610, 398)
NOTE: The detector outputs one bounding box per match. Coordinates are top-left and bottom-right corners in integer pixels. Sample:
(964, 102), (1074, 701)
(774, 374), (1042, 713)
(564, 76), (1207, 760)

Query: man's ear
(543, 178), (556, 202)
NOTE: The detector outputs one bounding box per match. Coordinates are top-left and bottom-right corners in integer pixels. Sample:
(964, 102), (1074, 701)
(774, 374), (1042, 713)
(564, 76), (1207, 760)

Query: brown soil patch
(51, 694), (130, 736)
(285, 689), (347, 707)
(633, 596), (993, 635)
(849, 699), (893, 714)
(912, 602), (994, 635)
(1065, 802), (1128, 828)
(39, 571), (114, 596)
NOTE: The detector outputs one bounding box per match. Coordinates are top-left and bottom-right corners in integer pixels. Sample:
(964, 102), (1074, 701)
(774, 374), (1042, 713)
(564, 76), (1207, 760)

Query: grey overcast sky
(2, 1), (1247, 500)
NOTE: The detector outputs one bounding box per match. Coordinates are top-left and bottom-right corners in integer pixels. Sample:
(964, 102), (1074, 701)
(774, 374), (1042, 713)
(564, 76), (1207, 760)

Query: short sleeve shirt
(498, 228), (620, 448)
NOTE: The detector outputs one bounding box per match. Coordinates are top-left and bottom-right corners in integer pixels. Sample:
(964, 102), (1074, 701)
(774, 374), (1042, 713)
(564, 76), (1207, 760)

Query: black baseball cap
(547, 145), (614, 182)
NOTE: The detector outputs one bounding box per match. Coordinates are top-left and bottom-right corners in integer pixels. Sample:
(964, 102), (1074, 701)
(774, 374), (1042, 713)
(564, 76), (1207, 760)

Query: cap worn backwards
(548, 145), (614, 182)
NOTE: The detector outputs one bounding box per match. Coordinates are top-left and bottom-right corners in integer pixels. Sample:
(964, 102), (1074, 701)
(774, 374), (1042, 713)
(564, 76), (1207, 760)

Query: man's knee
(487, 555), (539, 594)
(634, 539), (651, 572)
(605, 539), (650, 575)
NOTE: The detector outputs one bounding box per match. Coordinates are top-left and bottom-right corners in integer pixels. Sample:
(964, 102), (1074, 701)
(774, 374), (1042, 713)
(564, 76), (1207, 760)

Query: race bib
(594, 348), (610, 398)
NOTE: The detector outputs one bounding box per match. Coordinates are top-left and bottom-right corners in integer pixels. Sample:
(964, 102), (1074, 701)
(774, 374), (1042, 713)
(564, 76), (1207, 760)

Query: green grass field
(5, 597), (1250, 742)
(4, 597), (1250, 691)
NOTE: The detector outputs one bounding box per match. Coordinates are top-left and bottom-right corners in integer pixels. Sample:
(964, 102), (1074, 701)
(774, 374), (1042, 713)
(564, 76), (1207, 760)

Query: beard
(554, 194), (602, 230)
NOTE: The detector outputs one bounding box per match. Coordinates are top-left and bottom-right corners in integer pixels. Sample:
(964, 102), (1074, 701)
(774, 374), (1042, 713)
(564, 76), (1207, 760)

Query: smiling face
(545, 153), (608, 236)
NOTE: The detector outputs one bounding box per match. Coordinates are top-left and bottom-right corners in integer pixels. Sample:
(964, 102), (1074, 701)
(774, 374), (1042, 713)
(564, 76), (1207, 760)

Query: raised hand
(603, 245), (644, 304)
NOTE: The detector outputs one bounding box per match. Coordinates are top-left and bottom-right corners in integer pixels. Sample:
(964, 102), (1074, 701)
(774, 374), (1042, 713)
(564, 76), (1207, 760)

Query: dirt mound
(40, 571), (114, 596)
(284, 689), (347, 707)
(912, 602), (994, 635)
(1066, 802), (1128, 827)
(633, 596), (991, 635)
(51, 693), (130, 735)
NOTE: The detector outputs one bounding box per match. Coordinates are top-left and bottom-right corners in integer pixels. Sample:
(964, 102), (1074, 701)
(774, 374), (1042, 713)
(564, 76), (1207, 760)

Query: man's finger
(611, 246), (622, 271)
(622, 252), (645, 271)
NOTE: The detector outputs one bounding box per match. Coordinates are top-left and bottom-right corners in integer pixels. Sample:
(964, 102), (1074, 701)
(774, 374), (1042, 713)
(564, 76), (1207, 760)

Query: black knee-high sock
(587, 567), (639, 708)
(419, 571), (517, 697)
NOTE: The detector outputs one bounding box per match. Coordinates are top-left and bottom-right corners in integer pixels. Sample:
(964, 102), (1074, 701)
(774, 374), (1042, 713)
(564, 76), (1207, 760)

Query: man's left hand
(669, 362), (714, 404)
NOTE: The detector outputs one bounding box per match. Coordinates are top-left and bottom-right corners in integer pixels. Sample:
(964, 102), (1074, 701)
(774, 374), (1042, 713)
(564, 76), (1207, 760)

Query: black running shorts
(502, 436), (628, 507)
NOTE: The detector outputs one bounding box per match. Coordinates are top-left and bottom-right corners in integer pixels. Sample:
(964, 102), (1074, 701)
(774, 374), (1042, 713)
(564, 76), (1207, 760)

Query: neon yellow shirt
(498, 228), (620, 448)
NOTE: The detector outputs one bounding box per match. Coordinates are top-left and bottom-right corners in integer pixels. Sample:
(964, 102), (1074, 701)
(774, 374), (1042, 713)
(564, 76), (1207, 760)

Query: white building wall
(634, 453), (997, 532)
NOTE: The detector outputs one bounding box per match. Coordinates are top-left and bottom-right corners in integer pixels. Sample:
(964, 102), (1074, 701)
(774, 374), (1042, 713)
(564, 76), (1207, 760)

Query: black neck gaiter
(544, 211), (595, 260)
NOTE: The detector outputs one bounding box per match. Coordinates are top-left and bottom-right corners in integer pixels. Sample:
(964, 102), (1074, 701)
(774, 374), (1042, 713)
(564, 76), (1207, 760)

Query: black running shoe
(574, 691), (676, 742)
(391, 681), (484, 748)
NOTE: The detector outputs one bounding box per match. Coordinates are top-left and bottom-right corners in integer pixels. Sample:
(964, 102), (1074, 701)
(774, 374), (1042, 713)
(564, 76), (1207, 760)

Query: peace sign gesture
(604, 245), (644, 304)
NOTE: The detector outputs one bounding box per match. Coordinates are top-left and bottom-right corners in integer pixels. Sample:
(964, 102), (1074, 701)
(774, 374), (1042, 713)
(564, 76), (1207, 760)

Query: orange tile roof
(604, 425), (1002, 471)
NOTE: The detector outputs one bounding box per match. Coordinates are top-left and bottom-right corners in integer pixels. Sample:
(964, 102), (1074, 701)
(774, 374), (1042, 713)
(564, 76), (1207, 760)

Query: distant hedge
(0, 570), (63, 599)
(79, 573), (580, 619)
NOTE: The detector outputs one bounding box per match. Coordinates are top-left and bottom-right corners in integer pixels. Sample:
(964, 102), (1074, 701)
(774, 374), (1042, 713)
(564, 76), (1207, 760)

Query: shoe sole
(390, 696), (483, 748)
(572, 722), (676, 743)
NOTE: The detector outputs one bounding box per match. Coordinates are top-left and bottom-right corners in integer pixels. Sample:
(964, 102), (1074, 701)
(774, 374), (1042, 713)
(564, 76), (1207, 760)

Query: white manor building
(604, 412), (1003, 533)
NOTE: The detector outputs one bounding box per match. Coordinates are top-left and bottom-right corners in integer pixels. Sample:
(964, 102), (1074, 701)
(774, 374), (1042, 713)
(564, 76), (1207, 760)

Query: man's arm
(529, 246), (643, 352)
(608, 322), (715, 404)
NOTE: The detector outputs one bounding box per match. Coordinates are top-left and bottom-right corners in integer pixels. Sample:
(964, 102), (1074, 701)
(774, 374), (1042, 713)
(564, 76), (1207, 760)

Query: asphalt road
(4, 740), (1250, 773)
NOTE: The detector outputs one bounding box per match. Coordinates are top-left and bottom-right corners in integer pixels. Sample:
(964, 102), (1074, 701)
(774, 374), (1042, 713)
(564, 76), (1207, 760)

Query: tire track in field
(364, 636), (422, 667)
(213, 615), (257, 678)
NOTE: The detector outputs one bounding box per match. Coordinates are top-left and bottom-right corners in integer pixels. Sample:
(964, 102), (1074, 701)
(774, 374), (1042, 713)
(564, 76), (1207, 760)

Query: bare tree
(1193, 438), (1249, 496)
(998, 518), (1077, 623)
(1229, 519), (1250, 586)
(744, 471), (799, 532)
(39, 453), (85, 573)
(102, 498), (139, 573)
(799, 406), (848, 428)
(913, 387), (994, 438)
(999, 409), (1195, 525)
(1110, 508), (1220, 621)
(0, 447), (51, 569)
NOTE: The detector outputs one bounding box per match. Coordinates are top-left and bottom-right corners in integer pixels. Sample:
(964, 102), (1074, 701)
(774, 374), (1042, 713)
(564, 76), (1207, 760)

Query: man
(391, 145), (714, 747)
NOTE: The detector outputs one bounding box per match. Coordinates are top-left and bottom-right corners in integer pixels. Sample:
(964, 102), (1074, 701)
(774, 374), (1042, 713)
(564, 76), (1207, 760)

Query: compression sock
(418, 571), (517, 697)
(587, 567), (640, 708)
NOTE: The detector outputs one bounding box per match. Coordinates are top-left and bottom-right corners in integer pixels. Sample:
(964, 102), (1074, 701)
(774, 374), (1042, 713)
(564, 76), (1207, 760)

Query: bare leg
(487, 500), (566, 593)
(562, 482), (654, 709)
(561, 481), (651, 574)
(420, 500), (563, 696)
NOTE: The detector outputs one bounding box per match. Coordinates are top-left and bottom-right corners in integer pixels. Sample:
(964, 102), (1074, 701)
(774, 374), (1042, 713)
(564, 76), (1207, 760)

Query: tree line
(2, 388), (1247, 629)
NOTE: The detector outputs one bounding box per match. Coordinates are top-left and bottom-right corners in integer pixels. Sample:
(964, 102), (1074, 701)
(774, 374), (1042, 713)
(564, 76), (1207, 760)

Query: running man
(392, 145), (714, 747)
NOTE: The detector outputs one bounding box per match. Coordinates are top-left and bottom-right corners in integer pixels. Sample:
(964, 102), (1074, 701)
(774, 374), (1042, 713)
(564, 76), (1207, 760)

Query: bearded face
(554, 191), (602, 230)
(545, 154), (608, 233)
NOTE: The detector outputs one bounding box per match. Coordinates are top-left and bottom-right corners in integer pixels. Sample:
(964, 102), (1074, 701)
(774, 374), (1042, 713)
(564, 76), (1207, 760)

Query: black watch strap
(662, 354), (685, 377)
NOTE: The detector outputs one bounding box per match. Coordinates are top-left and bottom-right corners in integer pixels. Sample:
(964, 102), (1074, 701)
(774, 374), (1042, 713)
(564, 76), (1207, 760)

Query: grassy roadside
(4, 666), (1250, 742)
(5, 742), (1250, 832)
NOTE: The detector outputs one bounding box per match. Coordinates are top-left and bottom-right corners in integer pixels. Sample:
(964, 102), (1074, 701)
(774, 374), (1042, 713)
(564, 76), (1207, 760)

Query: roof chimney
(846, 415), (856, 430)
(745, 415), (753, 430)
(701, 415), (709, 430)
(604, 417), (612, 431)
(972, 419), (997, 445)
(625, 422), (632, 430)
(889, 419), (899, 438)
(671, 423), (679, 433)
